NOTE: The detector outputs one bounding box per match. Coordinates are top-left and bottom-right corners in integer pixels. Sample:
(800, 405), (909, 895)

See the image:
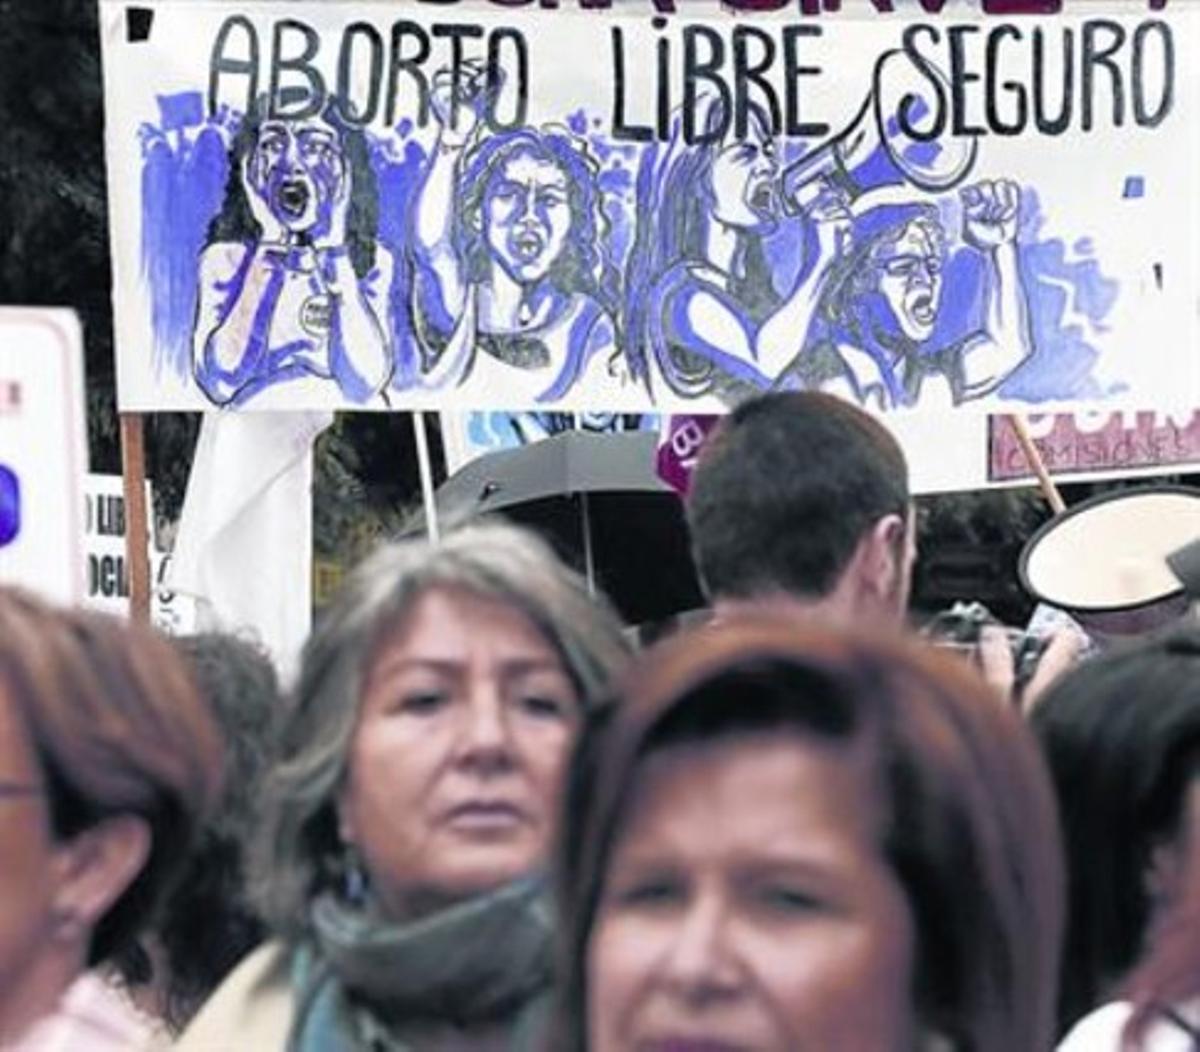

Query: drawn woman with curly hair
(407, 68), (635, 406)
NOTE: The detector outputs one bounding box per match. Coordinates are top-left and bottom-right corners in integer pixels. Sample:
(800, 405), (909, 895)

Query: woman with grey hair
(178, 522), (631, 1051)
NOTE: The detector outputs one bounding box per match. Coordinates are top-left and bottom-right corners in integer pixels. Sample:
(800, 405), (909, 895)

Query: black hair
(206, 94), (378, 280)
(1031, 625), (1200, 1036)
(686, 390), (911, 600)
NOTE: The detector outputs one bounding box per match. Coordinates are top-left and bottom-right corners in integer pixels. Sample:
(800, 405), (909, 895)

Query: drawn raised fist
(961, 178), (1020, 252)
(431, 60), (490, 149)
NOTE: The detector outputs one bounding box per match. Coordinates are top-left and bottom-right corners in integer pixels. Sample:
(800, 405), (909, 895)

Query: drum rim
(1017, 484), (1200, 614)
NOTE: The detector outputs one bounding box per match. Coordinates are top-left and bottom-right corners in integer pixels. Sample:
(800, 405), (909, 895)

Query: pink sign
(656, 415), (720, 496)
(989, 411), (1200, 482)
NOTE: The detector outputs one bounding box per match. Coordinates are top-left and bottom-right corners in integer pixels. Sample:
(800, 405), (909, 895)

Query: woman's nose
(515, 192), (538, 222)
(659, 894), (743, 1004)
(456, 690), (514, 773)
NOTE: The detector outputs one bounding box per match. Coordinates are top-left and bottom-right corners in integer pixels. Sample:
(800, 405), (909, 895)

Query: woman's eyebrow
(499, 657), (573, 678)
(369, 655), (567, 677)
(367, 656), (459, 680)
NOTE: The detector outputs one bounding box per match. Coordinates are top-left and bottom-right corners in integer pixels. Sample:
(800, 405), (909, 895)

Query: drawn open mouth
(276, 179), (310, 220)
(750, 181), (776, 215)
(512, 231), (544, 262)
(910, 294), (935, 325)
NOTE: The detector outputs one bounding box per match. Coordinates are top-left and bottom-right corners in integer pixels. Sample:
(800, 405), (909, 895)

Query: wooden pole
(413, 411), (440, 542)
(119, 412), (152, 623)
(1009, 415), (1066, 516)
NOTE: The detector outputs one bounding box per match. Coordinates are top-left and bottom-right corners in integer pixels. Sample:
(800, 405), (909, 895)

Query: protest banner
(990, 408), (1200, 483)
(656, 409), (996, 496)
(0, 309), (87, 604)
(661, 408), (1200, 497)
(100, 0), (1199, 418)
(82, 473), (196, 634)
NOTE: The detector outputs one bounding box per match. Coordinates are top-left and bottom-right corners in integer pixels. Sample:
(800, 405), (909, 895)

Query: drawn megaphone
(780, 49), (979, 215)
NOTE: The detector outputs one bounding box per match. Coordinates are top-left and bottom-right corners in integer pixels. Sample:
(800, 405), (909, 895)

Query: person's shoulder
(1057, 1000), (1200, 1052)
(1057, 1001), (1135, 1051)
(13, 972), (166, 1052)
(173, 941), (295, 1052)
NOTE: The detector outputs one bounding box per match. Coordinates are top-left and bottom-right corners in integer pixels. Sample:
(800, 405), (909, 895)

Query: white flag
(167, 410), (332, 685)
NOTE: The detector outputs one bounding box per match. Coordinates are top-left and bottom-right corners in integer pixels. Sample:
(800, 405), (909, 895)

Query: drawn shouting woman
(407, 65), (636, 406)
(193, 96), (393, 407)
(800, 181), (1034, 411)
(624, 92), (846, 407)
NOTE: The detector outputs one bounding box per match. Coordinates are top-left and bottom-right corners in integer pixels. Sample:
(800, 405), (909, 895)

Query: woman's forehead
(720, 108), (774, 152)
(884, 220), (939, 257)
(259, 113), (337, 139)
(494, 148), (567, 187)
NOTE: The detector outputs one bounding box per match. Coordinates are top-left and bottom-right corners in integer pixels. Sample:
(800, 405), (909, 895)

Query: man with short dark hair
(686, 391), (915, 627)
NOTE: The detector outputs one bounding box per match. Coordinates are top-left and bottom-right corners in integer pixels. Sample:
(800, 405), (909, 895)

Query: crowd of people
(2, 391), (1199, 1051)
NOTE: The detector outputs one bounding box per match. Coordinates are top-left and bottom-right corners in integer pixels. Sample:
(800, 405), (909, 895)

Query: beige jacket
(174, 942), (295, 1052)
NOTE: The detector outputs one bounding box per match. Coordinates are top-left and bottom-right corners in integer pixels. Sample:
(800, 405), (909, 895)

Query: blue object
(156, 91), (204, 132)
(1123, 176), (1145, 200)
(0, 465), (19, 546)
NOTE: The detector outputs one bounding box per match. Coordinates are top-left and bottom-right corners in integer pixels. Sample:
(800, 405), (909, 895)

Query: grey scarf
(289, 877), (554, 1052)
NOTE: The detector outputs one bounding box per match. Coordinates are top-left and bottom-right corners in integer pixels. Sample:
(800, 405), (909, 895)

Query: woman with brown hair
(0, 587), (222, 1050)
(557, 616), (1065, 1052)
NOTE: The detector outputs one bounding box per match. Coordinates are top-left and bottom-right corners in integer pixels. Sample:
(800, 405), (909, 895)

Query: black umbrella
(435, 430), (704, 626)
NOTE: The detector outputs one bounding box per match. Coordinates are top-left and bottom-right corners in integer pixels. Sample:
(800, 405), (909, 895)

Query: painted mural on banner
(101, 0), (1197, 414)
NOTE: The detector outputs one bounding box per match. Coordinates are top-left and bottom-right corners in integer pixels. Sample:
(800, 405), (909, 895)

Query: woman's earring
(50, 903), (86, 945)
(921, 1031), (956, 1052)
(342, 845), (369, 905)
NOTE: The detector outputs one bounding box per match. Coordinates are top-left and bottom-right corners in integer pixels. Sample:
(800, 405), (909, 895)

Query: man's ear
(50, 815), (150, 944)
(861, 512), (908, 601)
